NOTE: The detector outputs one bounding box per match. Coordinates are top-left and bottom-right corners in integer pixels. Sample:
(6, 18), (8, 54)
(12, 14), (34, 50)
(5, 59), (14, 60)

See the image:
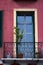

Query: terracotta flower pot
(17, 53), (23, 58)
(0, 64), (3, 65)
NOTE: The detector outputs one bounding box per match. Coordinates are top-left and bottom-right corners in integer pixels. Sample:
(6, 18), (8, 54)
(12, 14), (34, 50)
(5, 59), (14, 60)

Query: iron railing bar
(3, 42), (43, 43)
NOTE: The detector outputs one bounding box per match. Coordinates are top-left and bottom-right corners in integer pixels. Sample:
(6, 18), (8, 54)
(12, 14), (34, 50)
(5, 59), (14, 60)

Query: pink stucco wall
(0, 0), (43, 58)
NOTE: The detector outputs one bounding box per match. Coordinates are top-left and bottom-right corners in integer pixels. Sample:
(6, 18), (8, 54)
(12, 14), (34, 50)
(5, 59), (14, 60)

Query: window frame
(13, 9), (38, 58)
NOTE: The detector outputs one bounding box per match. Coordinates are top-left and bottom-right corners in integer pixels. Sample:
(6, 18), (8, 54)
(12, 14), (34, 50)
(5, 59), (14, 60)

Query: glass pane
(26, 25), (33, 33)
(26, 34), (33, 42)
(25, 16), (32, 23)
(18, 24), (25, 33)
(17, 16), (24, 23)
(21, 34), (26, 42)
(18, 42), (25, 53)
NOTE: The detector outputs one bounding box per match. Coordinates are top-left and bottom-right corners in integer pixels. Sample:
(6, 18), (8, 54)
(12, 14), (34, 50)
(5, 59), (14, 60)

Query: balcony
(2, 42), (43, 60)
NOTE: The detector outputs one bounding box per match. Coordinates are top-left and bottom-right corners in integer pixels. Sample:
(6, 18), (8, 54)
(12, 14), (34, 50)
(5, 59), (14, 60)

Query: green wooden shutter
(0, 11), (3, 47)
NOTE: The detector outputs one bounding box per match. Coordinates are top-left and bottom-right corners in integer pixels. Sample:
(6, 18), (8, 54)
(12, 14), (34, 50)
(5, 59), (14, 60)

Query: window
(14, 9), (38, 58)
(17, 11), (34, 58)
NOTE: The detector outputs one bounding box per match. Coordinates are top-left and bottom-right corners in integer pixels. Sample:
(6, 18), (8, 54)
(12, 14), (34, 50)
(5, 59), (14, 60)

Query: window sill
(1, 58), (43, 61)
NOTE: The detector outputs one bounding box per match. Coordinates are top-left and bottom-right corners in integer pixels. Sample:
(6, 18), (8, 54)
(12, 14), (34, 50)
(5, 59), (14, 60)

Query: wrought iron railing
(3, 42), (43, 58)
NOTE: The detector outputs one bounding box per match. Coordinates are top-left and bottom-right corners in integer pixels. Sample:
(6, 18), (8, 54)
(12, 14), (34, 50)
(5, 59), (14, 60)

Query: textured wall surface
(0, 0), (43, 58)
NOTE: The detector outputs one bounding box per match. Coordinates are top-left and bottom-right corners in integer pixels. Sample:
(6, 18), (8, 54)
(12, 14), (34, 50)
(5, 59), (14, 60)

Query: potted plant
(14, 27), (23, 58)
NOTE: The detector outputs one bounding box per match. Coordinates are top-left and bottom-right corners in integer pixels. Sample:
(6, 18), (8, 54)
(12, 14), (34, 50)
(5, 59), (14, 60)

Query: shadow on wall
(12, 0), (37, 7)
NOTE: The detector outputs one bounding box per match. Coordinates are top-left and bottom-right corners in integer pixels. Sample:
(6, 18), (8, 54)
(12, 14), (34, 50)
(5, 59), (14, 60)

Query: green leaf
(14, 27), (24, 44)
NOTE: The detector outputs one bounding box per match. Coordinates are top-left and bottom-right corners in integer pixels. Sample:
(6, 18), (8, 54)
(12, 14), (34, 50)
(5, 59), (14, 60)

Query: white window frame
(13, 9), (38, 58)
